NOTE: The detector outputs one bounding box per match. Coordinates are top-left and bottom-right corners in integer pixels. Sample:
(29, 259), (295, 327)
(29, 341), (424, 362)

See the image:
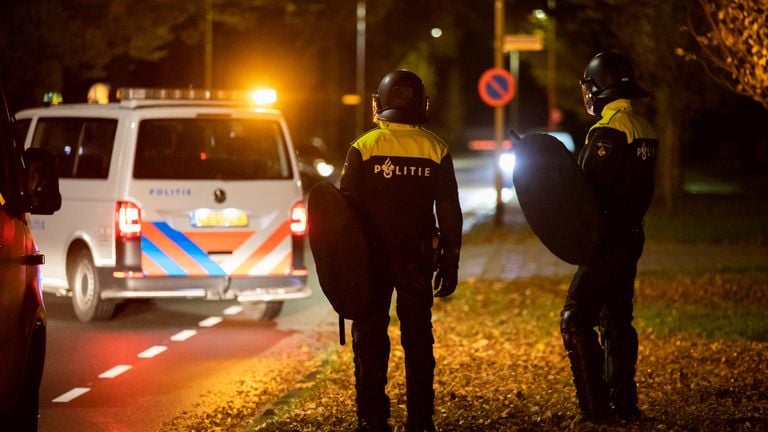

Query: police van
(15, 88), (309, 322)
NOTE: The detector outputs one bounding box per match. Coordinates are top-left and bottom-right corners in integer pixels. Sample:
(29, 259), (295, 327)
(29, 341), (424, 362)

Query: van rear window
(134, 119), (292, 180)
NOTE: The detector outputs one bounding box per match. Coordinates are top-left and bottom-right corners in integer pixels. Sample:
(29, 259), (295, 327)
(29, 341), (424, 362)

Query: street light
(534, 3), (559, 130)
(355, 1), (366, 136)
(204, 0), (213, 89)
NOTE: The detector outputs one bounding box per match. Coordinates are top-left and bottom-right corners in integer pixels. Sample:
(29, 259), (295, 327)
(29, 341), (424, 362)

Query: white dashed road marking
(170, 329), (198, 341)
(99, 365), (132, 379)
(53, 307), (240, 403)
(52, 387), (91, 403)
(198, 316), (223, 327)
(137, 345), (168, 359)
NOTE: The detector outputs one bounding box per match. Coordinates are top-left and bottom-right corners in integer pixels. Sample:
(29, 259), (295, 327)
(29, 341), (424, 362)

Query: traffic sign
(503, 34), (543, 52)
(478, 67), (516, 107)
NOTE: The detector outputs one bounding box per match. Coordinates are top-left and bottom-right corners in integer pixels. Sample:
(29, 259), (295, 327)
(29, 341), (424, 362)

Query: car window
(0, 116), (25, 210)
(31, 118), (117, 179)
(133, 118), (292, 180)
(0, 129), (14, 206)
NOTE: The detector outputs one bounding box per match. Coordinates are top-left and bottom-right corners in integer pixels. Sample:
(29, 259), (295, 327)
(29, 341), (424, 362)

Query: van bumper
(99, 271), (310, 302)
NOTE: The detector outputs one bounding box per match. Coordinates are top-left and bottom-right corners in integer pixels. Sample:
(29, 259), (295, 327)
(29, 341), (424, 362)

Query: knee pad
(601, 321), (638, 360)
(560, 309), (593, 351)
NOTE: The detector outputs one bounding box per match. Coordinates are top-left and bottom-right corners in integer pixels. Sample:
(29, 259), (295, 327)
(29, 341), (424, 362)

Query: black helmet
(580, 51), (649, 116)
(372, 69), (429, 124)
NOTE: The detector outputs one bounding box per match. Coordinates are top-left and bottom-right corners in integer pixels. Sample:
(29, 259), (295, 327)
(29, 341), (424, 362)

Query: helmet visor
(580, 80), (595, 116)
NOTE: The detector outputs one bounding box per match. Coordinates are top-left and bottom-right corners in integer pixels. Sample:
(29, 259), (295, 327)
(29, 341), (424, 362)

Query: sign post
(476, 67), (516, 223)
(492, 0), (505, 225)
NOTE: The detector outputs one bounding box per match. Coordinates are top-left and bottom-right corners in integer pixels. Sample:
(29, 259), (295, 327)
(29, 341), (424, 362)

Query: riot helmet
(580, 51), (649, 116)
(372, 69), (429, 125)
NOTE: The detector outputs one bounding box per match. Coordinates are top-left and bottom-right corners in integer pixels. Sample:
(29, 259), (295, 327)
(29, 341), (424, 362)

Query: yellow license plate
(191, 209), (249, 227)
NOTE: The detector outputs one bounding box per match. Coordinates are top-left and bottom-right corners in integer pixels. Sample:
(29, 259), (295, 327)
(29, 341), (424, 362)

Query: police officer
(561, 51), (658, 425)
(340, 69), (462, 432)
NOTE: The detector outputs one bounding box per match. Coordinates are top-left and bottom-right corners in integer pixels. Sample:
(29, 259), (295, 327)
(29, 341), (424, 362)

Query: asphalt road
(36, 154), (501, 431)
(38, 270), (332, 431)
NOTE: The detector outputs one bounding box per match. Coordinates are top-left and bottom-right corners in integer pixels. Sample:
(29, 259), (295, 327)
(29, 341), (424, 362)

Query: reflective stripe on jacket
(578, 99), (659, 227)
(341, 121), (462, 265)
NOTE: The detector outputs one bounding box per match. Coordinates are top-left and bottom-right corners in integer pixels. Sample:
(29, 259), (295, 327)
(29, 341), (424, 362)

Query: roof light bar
(115, 87), (278, 106)
(117, 88), (241, 101)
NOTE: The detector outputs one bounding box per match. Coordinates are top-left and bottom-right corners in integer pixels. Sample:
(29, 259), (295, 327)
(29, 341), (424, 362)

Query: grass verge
(249, 272), (768, 431)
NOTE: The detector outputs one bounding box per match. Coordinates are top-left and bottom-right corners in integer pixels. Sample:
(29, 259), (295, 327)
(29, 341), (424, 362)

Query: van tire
(241, 301), (283, 321)
(70, 249), (115, 322)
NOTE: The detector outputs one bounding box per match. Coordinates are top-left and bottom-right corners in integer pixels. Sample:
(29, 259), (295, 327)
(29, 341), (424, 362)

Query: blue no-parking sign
(478, 67), (516, 107)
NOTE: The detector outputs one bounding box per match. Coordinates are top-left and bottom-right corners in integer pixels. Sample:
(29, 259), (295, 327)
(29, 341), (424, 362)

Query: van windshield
(134, 118), (292, 180)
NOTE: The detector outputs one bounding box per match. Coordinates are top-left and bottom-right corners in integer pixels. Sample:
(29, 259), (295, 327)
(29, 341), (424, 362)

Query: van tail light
(290, 201), (307, 236)
(116, 201), (142, 239)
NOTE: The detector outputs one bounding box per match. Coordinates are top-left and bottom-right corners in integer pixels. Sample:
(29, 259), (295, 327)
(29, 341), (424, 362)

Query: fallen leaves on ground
(252, 272), (768, 432)
(159, 330), (337, 432)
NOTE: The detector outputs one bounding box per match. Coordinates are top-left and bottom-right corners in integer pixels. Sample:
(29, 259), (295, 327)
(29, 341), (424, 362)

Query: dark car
(0, 87), (61, 431)
(296, 137), (339, 192)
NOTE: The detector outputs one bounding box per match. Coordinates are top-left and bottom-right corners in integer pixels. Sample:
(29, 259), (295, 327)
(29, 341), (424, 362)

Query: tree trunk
(654, 86), (683, 214)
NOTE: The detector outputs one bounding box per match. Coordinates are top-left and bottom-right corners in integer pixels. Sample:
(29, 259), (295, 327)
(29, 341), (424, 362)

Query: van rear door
(128, 113), (302, 279)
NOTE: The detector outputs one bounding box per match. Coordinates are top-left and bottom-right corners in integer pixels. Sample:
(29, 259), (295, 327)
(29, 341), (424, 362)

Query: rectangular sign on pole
(503, 34), (543, 52)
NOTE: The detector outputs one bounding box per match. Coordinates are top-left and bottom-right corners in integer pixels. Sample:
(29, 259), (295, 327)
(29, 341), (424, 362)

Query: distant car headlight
(314, 160), (335, 177)
(499, 153), (515, 174)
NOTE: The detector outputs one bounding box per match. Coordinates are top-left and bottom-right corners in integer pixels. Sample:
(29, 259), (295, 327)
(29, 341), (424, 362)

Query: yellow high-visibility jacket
(341, 121), (462, 267)
(579, 99), (659, 228)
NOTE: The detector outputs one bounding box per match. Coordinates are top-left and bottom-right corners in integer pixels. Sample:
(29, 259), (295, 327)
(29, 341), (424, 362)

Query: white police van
(15, 88), (309, 322)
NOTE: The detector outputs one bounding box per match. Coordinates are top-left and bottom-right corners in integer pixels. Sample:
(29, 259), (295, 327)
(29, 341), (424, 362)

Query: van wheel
(70, 249), (115, 322)
(241, 301), (283, 321)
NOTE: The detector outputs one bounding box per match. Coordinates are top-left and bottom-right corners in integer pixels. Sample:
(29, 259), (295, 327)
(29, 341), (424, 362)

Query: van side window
(31, 118), (117, 179)
(14, 118), (31, 145)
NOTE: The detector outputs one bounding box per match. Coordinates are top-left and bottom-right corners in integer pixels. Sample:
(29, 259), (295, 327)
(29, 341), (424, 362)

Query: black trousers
(352, 235), (436, 424)
(562, 227), (645, 411)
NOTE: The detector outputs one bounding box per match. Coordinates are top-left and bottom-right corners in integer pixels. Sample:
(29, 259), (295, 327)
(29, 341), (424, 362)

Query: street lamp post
(539, 1), (559, 130)
(356, 1), (366, 136)
(204, 0), (213, 89)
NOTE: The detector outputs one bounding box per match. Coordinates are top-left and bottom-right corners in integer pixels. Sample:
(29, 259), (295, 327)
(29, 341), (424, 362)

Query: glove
(433, 265), (458, 298)
(433, 244), (459, 297)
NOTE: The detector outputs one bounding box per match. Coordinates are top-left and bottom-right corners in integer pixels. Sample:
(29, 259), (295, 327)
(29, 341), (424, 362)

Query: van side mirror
(24, 148), (62, 215)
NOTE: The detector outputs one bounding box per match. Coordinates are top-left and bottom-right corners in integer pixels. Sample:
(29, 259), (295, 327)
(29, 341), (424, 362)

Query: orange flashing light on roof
(249, 88), (277, 106)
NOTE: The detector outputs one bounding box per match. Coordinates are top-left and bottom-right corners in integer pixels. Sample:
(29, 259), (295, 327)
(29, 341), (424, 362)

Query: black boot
(355, 419), (393, 432)
(403, 350), (435, 432)
(404, 417), (435, 432)
(561, 311), (610, 423)
(352, 317), (392, 432)
(602, 324), (641, 424)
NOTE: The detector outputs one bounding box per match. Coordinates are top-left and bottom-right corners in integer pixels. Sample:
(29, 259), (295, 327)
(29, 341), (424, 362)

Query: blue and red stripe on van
(140, 221), (292, 277)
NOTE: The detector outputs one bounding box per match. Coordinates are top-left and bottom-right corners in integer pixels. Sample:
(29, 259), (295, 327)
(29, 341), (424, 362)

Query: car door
(0, 87), (56, 428)
(0, 199), (35, 410)
(0, 95), (35, 418)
